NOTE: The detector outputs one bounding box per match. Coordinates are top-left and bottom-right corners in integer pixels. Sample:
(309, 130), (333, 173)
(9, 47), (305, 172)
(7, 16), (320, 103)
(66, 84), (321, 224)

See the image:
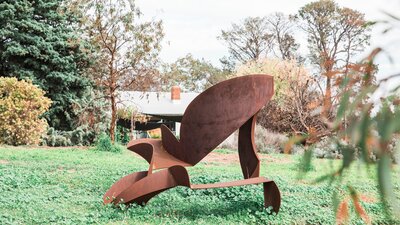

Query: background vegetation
(0, 0), (374, 143)
(0, 0), (93, 131)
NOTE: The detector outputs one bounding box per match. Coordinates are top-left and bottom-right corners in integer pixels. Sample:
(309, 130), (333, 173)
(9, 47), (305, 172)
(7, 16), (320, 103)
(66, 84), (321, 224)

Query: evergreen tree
(0, 0), (93, 130)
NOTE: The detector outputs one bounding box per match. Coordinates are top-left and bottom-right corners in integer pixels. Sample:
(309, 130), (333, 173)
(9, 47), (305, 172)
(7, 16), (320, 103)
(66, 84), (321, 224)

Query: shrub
(218, 131), (238, 150)
(312, 137), (343, 159)
(94, 133), (124, 153)
(311, 133), (398, 163)
(254, 125), (288, 153)
(0, 77), (52, 145)
(116, 125), (131, 145)
(218, 125), (288, 154)
(41, 126), (97, 147)
(72, 88), (110, 144)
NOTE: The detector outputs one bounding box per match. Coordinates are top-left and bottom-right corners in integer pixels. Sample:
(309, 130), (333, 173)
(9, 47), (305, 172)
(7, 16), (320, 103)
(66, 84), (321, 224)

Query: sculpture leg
(103, 171), (148, 204)
(263, 181), (281, 214)
(238, 114), (260, 179)
(105, 166), (191, 205)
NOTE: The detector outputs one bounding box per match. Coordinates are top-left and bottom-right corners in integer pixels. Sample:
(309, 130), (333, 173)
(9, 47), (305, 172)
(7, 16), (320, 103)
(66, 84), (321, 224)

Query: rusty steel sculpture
(103, 74), (281, 213)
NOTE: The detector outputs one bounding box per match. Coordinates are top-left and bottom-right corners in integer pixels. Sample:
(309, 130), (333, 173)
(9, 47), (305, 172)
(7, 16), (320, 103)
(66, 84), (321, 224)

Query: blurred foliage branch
(295, 12), (400, 221)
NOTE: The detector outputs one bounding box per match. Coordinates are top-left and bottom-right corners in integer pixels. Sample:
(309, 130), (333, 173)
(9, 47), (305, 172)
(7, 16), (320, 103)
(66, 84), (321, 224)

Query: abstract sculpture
(103, 74), (281, 213)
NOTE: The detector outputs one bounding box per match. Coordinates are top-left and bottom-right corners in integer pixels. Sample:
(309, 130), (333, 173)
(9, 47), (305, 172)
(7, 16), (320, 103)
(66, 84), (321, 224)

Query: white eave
(117, 91), (199, 116)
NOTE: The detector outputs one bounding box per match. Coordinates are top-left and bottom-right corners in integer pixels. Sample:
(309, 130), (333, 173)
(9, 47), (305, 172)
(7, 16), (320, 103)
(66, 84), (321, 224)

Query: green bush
(41, 126), (96, 147)
(94, 134), (124, 153)
(115, 126), (131, 145)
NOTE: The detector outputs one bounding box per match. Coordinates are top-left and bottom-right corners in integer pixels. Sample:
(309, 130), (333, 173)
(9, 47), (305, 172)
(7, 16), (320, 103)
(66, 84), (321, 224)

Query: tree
(162, 54), (229, 92)
(0, 0), (93, 130)
(218, 17), (274, 64)
(0, 77), (52, 145)
(236, 58), (325, 137)
(218, 14), (300, 69)
(78, 0), (164, 142)
(266, 13), (299, 60)
(296, 0), (371, 115)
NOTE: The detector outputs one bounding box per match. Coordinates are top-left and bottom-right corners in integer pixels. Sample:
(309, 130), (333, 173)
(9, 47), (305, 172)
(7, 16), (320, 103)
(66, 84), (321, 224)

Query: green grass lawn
(0, 146), (399, 224)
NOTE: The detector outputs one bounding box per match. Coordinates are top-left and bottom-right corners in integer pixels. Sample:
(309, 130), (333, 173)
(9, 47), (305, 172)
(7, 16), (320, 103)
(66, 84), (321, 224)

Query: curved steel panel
(103, 171), (148, 204)
(110, 166), (191, 205)
(238, 114), (260, 179)
(178, 75), (274, 165)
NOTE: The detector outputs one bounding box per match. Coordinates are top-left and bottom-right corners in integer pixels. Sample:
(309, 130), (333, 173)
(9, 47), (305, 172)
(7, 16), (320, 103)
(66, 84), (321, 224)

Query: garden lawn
(0, 146), (399, 224)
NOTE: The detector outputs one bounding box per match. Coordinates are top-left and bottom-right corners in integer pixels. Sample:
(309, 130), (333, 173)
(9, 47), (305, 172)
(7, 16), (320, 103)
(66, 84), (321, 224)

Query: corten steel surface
(103, 75), (281, 214)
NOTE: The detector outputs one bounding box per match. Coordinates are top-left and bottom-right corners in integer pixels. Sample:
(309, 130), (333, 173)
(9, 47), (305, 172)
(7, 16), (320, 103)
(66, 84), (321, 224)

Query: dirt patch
(359, 194), (377, 203)
(202, 152), (240, 165)
(1, 145), (90, 150)
(67, 169), (76, 173)
(53, 167), (76, 173)
(260, 154), (293, 164)
(34, 146), (90, 150)
(202, 152), (293, 165)
(0, 159), (9, 165)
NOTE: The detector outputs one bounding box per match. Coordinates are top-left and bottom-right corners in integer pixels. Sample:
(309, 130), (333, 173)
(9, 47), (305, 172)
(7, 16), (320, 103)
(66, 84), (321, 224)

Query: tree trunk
(110, 93), (117, 143)
(108, 47), (116, 143)
(324, 75), (332, 118)
(130, 112), (135, 140)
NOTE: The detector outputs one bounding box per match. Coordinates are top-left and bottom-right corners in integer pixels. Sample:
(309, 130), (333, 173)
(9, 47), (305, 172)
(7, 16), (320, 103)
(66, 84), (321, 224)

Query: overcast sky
(136, 0), (400, 87)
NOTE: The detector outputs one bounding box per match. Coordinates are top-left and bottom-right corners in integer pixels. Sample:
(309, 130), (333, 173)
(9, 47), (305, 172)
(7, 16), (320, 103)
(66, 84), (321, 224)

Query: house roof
(117, 91), (199, 117)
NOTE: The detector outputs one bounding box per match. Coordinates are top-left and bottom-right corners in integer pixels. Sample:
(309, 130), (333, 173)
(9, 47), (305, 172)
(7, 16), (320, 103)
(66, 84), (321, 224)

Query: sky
(136, 0), (400, 89)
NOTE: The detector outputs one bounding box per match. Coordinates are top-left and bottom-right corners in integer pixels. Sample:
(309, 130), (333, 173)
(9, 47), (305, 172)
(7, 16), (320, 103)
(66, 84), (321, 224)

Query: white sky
(136, 0), (400, 87)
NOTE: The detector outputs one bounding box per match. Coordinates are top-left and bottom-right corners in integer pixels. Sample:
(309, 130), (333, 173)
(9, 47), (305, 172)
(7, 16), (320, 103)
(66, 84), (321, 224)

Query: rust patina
(103, 74), (281, 213)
